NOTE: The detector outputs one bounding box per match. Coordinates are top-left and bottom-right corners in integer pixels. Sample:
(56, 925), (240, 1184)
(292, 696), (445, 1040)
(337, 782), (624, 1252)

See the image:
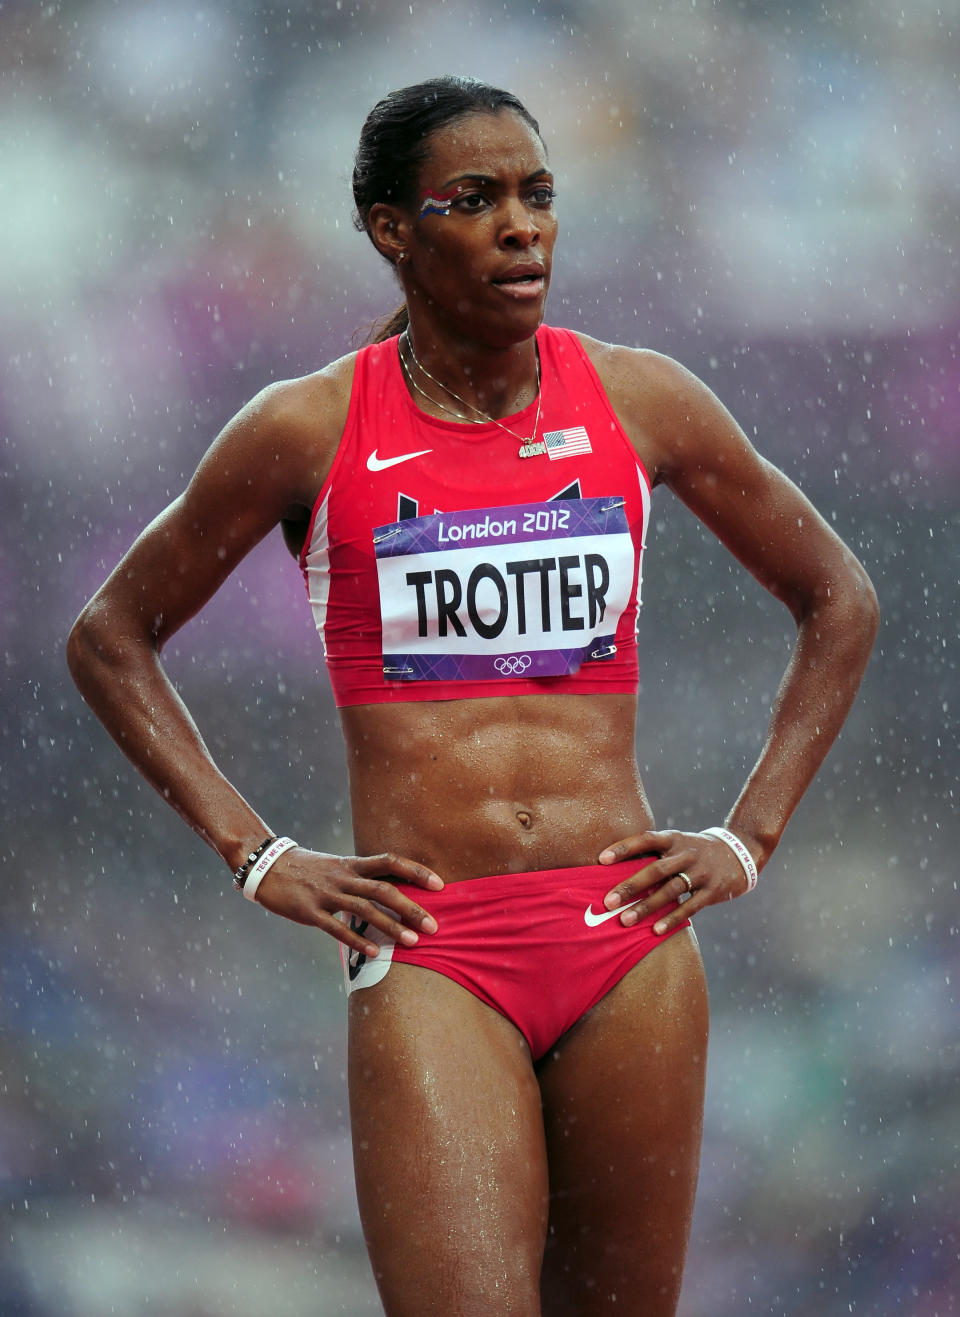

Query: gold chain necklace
(400, 331), (546, 459)
(398, 346), (481, 424)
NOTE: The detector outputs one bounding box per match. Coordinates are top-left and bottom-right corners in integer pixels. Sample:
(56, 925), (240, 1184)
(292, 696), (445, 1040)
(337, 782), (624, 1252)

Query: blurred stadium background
(2, 0), (957, 1312)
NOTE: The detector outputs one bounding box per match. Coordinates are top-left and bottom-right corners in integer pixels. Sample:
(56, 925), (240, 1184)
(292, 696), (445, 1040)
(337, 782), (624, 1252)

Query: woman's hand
(598, 829), (758, 935)
(253, 848), (443, 958)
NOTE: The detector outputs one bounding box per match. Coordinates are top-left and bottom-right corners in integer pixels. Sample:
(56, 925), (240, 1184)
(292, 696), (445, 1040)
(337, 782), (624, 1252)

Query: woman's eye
(529, 187), (556, 207)
(454, 192), (488, 211)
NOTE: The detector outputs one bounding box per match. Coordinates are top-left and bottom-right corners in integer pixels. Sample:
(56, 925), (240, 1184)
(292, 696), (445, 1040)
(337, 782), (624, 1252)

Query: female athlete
(67, 76), (878, 1316)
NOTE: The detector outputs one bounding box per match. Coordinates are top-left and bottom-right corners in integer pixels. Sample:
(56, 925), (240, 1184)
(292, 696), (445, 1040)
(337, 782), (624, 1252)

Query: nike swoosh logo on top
(583, 897), (645, 927)
(366, 447), (432, 472)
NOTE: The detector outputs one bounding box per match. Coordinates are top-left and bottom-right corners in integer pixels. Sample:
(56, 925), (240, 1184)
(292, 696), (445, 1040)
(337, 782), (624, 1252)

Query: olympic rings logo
(494, 655), (532, 676)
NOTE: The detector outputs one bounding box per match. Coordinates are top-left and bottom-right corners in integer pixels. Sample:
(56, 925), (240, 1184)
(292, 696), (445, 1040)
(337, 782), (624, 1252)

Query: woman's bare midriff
(341, 691), (655, 883)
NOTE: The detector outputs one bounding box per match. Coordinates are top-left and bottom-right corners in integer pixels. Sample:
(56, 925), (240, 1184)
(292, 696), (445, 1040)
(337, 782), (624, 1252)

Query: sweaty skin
(67, 106), (878, 1317)
(345, 692), (651, 883)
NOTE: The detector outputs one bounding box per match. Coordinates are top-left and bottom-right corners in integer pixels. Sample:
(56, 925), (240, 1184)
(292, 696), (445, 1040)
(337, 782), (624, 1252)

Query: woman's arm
(67, 366), (441, 953)
(585, 343), (879, 927)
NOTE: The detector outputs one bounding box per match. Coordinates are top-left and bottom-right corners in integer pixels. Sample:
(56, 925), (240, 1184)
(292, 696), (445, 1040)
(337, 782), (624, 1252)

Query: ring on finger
(678, 871), (693, 894)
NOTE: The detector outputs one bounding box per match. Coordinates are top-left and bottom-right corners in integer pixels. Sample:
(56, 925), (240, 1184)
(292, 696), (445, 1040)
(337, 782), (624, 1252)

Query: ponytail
(365, 303), (409, 345)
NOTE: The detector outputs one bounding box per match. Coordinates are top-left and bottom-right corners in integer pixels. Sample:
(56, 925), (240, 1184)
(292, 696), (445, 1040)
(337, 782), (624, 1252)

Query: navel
(515, 808), (534, 831)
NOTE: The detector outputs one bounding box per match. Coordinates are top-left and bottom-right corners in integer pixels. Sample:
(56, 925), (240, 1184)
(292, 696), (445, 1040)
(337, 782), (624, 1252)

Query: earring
(396, 250), (408, 264)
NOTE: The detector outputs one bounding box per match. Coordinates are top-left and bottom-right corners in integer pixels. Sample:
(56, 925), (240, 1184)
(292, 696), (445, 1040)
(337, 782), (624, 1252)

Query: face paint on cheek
(418, 187), (461, 218)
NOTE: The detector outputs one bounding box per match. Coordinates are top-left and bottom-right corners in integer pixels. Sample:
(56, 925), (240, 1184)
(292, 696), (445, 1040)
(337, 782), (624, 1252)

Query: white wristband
(701, 827), (759, 892)
(243, 836), (298, 902)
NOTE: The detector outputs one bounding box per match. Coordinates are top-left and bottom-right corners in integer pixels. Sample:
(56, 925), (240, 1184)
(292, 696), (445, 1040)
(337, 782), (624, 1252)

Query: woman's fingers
(353, 851), (444, 892)
(254, 849), (443, 948)
(602, 840), (697, 910)
(346, 854), (445, 936)
(338, 877), (439, 940)
(599, 830), (752, 929)
(651, 891), (706, 937)
(598, 829), (672, 865)
(615, 870), (698, 923)
(311, 908), (385, 959)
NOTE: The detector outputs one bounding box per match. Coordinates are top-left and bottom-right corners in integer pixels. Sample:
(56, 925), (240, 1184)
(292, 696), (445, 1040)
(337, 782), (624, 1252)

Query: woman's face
(401, 109), (557, 347)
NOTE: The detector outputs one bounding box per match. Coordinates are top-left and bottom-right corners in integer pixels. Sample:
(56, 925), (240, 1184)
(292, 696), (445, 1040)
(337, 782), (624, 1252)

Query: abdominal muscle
(341, 691), (655, 884)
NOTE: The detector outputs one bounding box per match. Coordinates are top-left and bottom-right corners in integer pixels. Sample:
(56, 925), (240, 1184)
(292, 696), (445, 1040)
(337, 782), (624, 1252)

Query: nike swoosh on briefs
(583, 898), (645, 927)
(366, 447), (432, 471)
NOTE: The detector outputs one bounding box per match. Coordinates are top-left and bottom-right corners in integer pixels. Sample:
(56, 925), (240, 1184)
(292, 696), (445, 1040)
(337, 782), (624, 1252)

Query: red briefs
(339, 858), (690, 1061)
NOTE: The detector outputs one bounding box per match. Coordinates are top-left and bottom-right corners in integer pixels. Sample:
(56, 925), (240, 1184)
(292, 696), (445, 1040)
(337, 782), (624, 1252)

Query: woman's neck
(402, 324), (540, 421)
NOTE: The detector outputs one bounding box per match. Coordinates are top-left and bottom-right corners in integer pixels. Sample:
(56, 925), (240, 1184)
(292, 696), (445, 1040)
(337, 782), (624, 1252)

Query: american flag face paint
(418, 186), (461, 218)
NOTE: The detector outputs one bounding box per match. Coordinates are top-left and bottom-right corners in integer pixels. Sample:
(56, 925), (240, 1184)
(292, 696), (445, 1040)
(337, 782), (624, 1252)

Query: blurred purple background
(2, 1), (957, 1313)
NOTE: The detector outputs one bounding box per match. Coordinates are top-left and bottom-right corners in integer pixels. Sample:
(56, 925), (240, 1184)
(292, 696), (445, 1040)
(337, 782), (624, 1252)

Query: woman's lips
(492, 274), (547, 300)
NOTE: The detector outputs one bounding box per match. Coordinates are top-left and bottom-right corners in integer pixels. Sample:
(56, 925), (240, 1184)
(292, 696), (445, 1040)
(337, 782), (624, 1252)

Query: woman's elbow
(795, 556), (879, 653)
(66, 601), (104, 686)
(818, 561), (879, 668)
(66, 596), (138, 688)
(848, 560), (880, 644)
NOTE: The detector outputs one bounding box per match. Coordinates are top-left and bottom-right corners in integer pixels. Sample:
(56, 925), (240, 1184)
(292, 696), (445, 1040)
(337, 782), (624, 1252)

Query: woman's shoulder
(561, 330), (691, 396)
(237, 352), (360, 494)
(193, 351), (361, 516)
(250, 350), (360, 446)
(550, 330), (744, 482)
(561, 330), (708, 429)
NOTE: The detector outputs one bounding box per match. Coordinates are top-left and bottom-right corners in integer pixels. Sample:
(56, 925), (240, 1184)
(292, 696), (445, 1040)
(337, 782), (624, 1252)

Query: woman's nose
(499, 199), (541, 248)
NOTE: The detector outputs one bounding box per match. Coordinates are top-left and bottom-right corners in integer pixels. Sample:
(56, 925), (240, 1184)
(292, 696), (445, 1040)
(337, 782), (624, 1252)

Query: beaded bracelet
(233, 836), (277, 891)
(242, 836), (298, 903)
(701, 826), (759, 892)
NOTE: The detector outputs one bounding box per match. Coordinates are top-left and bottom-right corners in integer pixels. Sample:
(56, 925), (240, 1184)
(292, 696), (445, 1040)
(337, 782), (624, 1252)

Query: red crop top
(299, 325), (651, 707)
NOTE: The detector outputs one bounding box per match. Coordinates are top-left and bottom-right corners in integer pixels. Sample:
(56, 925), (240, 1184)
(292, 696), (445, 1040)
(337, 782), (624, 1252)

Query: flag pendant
(518, 440), (547, 458)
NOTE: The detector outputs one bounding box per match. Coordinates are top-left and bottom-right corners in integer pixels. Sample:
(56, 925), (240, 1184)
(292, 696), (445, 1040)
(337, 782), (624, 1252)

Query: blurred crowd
(2, 0), (957, 1313)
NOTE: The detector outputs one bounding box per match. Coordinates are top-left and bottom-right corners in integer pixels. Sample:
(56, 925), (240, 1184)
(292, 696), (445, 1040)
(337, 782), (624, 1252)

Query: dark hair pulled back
(352, 75), (542, 342)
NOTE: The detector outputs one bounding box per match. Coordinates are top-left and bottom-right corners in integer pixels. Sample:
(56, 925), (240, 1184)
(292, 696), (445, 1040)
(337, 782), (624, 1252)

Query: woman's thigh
(537, 928), (709, 1317)
(348, 963), (550, 1317)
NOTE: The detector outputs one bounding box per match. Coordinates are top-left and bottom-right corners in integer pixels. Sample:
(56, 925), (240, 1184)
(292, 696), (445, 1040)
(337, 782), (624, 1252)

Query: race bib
(373, 497), (633, 682)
